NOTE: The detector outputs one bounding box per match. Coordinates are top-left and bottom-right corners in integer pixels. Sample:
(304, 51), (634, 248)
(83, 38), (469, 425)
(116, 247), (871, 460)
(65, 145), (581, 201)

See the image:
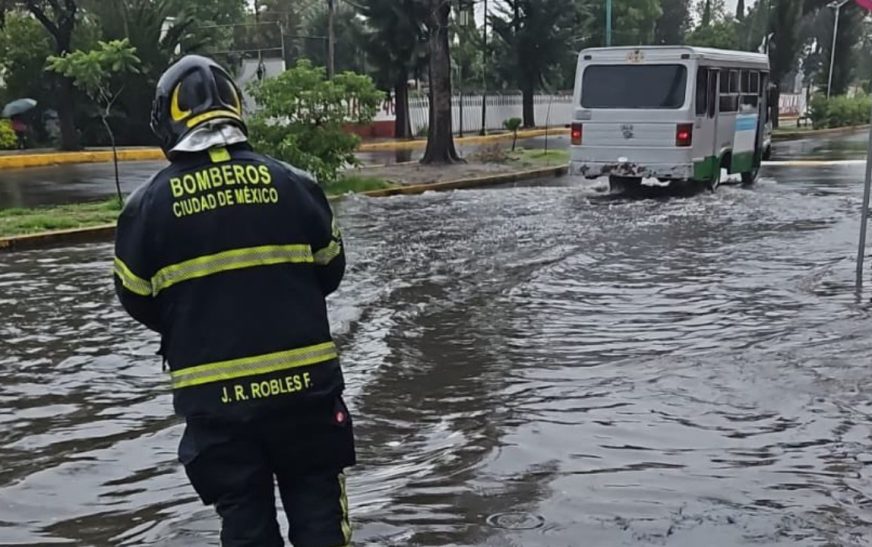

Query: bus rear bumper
(571, 161), (694, 180)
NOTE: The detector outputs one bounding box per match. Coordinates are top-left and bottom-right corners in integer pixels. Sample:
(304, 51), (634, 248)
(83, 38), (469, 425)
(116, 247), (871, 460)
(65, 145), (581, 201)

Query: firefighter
(113, 55), (354, 547)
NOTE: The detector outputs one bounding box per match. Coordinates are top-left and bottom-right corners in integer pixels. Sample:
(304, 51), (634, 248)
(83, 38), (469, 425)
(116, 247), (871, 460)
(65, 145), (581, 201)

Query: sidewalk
(0, 127), (569, 170)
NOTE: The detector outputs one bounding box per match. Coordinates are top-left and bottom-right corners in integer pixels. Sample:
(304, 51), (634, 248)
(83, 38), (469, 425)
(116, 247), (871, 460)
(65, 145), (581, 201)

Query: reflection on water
(3, 164), (872, 546)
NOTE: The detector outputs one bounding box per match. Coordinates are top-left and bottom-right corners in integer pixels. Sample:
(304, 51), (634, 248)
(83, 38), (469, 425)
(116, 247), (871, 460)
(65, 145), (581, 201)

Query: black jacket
(113, 144), (345, 420)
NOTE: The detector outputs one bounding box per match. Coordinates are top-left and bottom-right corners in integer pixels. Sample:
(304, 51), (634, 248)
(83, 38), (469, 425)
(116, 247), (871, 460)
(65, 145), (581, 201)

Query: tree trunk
(771, 87), (781, 130)
(394, 80), (411, 139)
(327, 0), (335, 78)
(25, 0), (80, 150)
(422, 0), (460, 164)
(57, 75), (80, 151)
(522, 87), (535, 128)
(102, 115), (123, 205)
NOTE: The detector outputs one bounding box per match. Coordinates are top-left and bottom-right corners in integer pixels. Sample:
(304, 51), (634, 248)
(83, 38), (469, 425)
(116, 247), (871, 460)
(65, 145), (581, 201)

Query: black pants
(180, 397), (356, 547)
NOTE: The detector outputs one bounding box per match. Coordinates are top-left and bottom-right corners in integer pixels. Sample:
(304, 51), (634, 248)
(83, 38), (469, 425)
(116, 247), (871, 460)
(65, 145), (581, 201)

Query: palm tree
(490, 0), (580, 128)
(357, 0), (427, 139)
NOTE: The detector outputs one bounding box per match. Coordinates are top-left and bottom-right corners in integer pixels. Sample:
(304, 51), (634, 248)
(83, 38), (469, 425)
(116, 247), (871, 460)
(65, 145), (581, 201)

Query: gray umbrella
(2, 98), (37, 118)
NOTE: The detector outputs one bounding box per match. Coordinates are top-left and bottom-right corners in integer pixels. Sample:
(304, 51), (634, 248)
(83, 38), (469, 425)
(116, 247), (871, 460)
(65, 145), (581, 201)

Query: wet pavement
(3, 160), (872, 545)
(771, 129), (871, 161)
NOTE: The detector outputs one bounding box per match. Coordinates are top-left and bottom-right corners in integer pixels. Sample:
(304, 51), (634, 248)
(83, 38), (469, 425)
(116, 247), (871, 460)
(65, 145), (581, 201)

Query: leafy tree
(686, 19), (739, 49)
(587, 0), (661, 46)
(490, 0), (582, 128)
(247, 59), (382, 183)
(813, 1), (865, 95)
(0, 10), (53, 104)
(421, 0), (459, 164)
(736, 0), (745, 20)
(21, 0), (82, 150)
(767, 0), (805, 127)
(47, 39), (141, 203)
(357, 0), (426, 139)
(303, 3), (366, 76)
(102, 1), (206, 145)
(654, 0), (691, 45)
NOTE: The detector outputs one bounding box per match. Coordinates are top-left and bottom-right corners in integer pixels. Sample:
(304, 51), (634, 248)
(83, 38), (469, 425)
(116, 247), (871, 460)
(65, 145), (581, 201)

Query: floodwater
(3, 164), (872, 546)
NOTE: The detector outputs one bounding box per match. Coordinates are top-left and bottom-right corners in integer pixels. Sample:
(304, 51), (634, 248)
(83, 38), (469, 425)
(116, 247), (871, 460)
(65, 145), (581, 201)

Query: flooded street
(3, 165), (872, 546)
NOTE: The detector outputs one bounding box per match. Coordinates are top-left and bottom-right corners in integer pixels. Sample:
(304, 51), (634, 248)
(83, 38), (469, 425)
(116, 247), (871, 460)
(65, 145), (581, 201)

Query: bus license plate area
(572, 162), (692, 180)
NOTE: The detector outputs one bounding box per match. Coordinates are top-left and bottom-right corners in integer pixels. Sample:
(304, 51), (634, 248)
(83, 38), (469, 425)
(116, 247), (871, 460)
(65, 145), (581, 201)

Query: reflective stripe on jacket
(113, 144), (345, 419)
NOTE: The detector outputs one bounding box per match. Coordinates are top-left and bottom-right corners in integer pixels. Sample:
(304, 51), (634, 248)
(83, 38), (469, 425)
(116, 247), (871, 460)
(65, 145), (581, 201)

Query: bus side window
(741, 71), (759, 109)
(696, 68), (708, 116)
(708, 70), (718, 117)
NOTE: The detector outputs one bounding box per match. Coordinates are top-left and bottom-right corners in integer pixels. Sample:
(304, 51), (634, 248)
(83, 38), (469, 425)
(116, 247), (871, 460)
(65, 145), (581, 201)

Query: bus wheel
(741, 162), (760, 186)
(609, 176), (642, 194)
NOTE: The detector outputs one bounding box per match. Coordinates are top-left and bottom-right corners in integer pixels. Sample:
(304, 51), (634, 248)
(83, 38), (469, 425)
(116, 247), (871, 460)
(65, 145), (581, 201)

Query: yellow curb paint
(357, 128), (570, 152)
(0, 148), (165, 169)
(0, 223), (117, 251)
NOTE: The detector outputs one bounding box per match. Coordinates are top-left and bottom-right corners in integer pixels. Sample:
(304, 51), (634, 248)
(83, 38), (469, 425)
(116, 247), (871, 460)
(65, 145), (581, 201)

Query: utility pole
(480, 0), (488, 136)
(827, 0), (850, 98)
(605, 0), (612, 46)
(327, 0), (335, 78)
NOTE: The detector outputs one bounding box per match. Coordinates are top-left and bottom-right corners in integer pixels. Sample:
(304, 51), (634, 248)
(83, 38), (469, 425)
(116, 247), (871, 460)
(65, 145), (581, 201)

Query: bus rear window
(582, 65), (688, 109)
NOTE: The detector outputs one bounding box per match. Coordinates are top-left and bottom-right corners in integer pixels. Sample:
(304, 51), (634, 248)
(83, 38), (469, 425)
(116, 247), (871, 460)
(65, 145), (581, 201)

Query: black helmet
(150, 55), (246, 157)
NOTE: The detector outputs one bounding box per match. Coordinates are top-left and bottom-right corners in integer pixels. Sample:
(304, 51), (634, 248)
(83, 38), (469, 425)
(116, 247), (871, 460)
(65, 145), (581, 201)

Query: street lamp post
(480, 0), (488, 136)
(605, 0), (613, 47)
(827, 0), (850, 99)
(327, 0), (336, 79)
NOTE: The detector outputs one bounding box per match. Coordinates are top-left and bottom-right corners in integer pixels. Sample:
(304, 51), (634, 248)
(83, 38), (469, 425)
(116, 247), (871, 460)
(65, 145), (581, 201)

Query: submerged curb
(0, 164), (568, 252)
(358, 164), (568, 197)
(357, 128), (570, 152)
(772, 125), (870, 142)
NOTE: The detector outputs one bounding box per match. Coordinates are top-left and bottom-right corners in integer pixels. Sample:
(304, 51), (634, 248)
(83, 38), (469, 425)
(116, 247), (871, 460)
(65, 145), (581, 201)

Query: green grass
(324, 175), (395, 195)
(0, 198), (122, 238)
(507, 148), (570, 168)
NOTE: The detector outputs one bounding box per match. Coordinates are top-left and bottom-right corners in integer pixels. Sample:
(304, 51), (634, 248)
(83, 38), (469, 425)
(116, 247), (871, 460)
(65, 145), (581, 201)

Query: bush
(503, 117), (522, 151)
(0, 120), (17, 150)
(248, 60), (383, 184)
(809, 93), (872, 129)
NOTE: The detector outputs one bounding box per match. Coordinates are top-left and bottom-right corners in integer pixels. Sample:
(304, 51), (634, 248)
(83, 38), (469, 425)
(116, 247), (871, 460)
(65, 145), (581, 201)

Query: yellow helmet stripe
(170, 84), (192, 122)
(185, 109), (242, 128)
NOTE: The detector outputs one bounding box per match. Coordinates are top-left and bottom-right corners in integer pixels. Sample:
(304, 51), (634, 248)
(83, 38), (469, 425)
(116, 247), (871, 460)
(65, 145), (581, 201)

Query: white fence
(405, 94), (574, 135)
(779, 93), (806, 118)
(404, 92), (806, 135)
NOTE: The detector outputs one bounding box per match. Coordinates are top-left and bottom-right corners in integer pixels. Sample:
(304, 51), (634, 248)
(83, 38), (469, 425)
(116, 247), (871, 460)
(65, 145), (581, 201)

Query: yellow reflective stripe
(314, 239), (342, 265)
(171, 341), (337, 389)
(152, 244), (313, 295)
(113, 257), (153, 296)
(339, 473), (351, 545)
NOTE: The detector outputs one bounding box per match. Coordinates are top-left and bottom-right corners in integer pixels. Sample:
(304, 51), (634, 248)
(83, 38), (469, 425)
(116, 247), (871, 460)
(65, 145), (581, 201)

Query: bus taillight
(571, 123), (583, 145)
(676, 123), (693, 147)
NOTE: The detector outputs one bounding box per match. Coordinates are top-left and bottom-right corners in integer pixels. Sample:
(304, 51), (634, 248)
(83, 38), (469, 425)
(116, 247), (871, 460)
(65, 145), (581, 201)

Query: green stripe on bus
(731, 152), (755, 174)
